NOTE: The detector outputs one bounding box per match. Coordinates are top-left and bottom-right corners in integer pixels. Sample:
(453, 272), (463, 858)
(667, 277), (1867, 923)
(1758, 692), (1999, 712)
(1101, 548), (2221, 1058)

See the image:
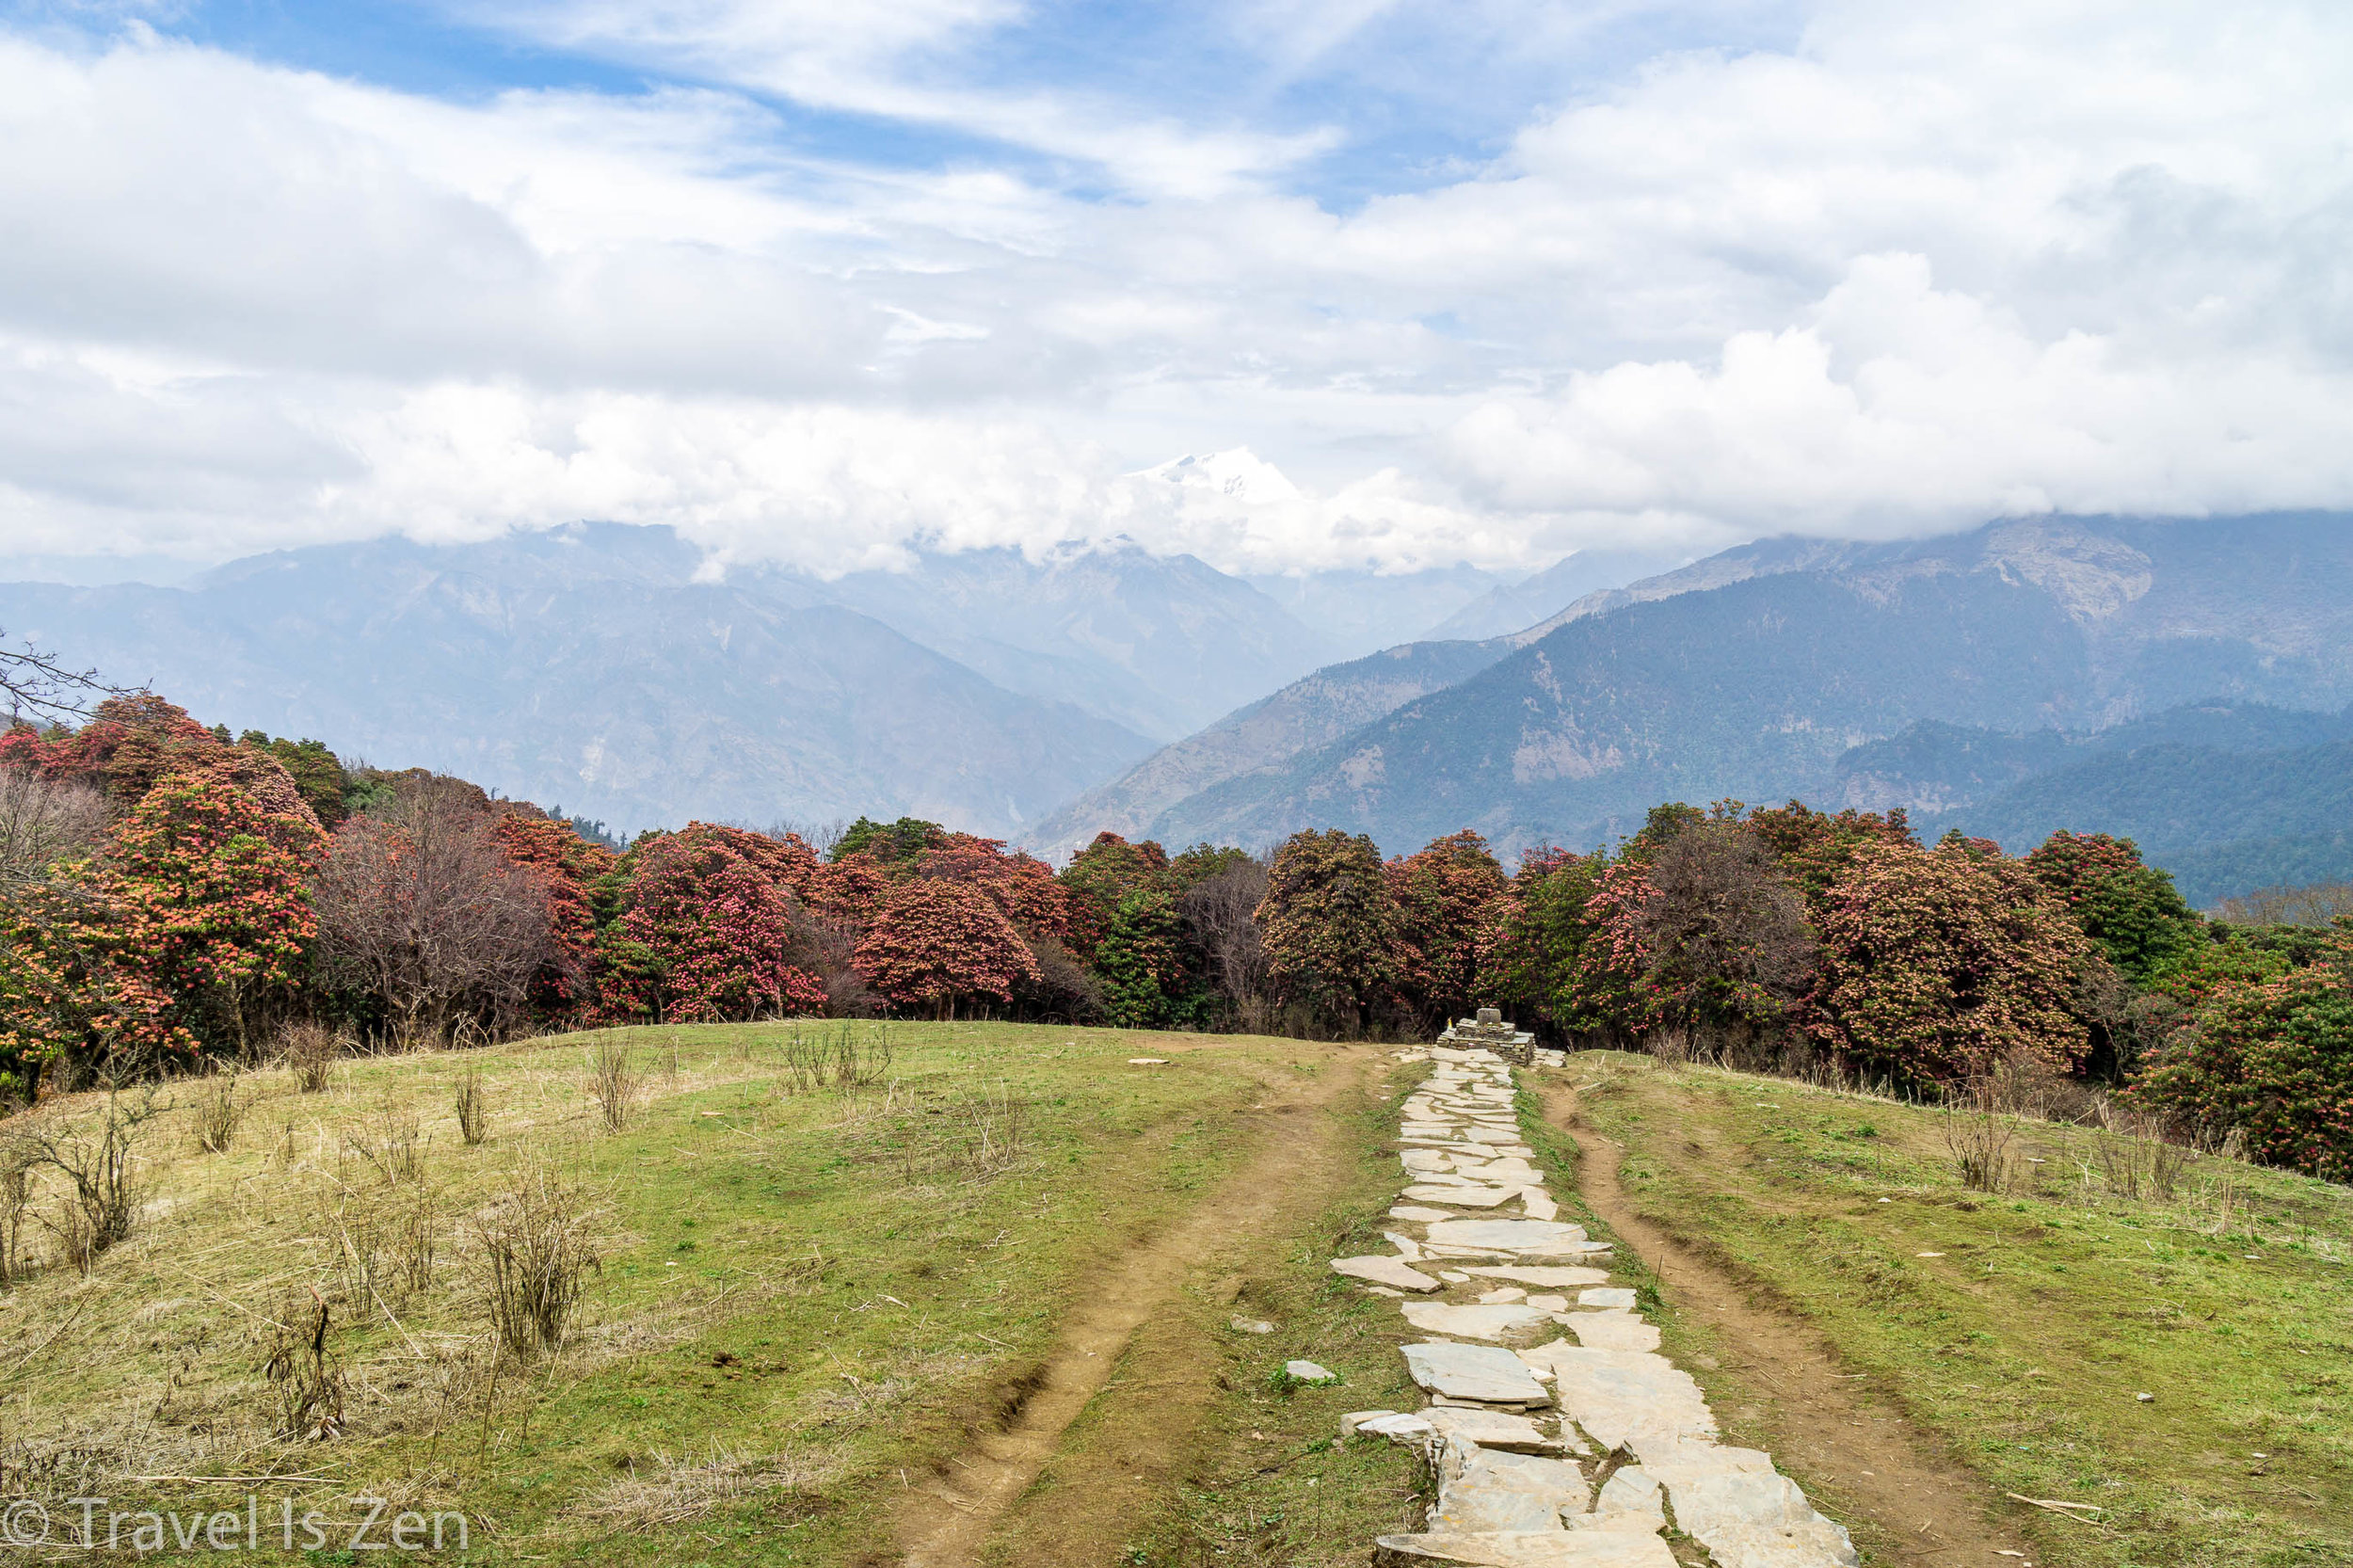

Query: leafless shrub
(778, 1028), (826, 1096)
(2090, 1103), (2194, 1202)
(1180, 859), (1272, 1023)
(259, 1290), (345, 1441)
(1644, 1028), (1692, 1065)
(191, 1068), (246, 1154)
(316, 1187), (387, 1308)
(472, 1162), (600, 1359)
(1633, 821), (1817, 1019)
(2212, 880), (2353, 926)
(346, 1096), (424, 1185)
(309, 777), (559, 1048)
(959, 1081), (1023, 1176)
(454, 1067), (488, 1146)
(785, 902), (874, 1016)
(831, 1024), (891, 1089)
(17, 1086), (159, 1272)
(392, 1182), (441, 1295)
(0, 1159), (31, 1286)
(281, 1021), (342, 1093)
(0, 772), (106, 891)
(1943, 1079), (2014, 1193)
(588, 1036), (636, 1132)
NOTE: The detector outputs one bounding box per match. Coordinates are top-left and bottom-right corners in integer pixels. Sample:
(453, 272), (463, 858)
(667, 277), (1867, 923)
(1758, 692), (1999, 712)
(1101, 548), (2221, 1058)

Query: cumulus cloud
(0, 1), (2349, 579)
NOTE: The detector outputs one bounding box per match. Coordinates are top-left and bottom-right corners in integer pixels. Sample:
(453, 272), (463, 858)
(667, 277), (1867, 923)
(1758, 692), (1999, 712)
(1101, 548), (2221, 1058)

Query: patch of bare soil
(1541, 1082), (2035, 1568)
(896, 1048), (1374, 1568)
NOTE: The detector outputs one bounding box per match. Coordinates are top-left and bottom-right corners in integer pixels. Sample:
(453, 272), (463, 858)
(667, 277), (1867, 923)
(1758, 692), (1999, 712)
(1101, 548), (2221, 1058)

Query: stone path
(1333, 1046), (1860, 1568)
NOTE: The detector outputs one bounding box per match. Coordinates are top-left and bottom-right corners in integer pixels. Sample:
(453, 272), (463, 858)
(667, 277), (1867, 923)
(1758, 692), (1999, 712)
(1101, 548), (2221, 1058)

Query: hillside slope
(1144, 513), (2353, 856)
(1024, 636), (1512, 856)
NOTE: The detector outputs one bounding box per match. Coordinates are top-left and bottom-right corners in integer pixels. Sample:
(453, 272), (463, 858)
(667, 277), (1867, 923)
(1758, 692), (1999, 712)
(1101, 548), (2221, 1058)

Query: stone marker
(1401, 1302), (1559, 1341)
(1401, 1341), (1553, 1405)
(1332, 1255), (1443, 1292)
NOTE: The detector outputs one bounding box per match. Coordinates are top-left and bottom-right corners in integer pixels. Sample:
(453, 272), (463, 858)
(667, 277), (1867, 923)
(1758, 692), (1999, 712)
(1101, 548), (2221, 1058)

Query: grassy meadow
(1561, 1050), (2352, 1568)
(0, 1022), (1342, 1563)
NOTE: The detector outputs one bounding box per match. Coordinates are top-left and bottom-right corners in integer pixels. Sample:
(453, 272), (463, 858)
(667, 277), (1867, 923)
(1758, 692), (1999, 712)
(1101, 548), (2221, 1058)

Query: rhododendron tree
(491, 808), (618, 1016)
(2025, 830), (2204, 985)
(2128, 952), (2353, 1180)
(595, 826), (824, 1024)
(1386, 830), (1509, 1026)
(82, 772), (323, 1058)
(1808, 838), (2096, 1081)
(1094, 889), (1193, 1028)
(853, 877), (1038, 1016)
(1257, 829), (1402, 1032)
(1061, 832), (1171, 962)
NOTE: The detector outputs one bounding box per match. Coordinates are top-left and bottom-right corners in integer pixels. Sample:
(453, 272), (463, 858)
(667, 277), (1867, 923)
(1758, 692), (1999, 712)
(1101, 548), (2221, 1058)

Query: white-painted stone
(1332, 1255), (1443, 1292)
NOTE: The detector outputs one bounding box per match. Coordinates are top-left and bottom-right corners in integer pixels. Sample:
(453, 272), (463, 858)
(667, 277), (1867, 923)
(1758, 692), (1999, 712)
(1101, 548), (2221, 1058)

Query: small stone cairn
(1327, 1035), (1858, 1567)
(1435, 1007), (1545, 1066)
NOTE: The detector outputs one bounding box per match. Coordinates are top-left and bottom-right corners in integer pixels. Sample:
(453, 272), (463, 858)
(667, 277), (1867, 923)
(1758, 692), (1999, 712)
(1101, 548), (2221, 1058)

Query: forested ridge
(6, 692), (2349, 1184)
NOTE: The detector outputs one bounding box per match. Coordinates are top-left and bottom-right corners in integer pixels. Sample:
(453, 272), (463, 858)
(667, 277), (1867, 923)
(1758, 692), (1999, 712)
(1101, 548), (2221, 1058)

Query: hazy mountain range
(9, 510), (2352, 903)
(0, 524), (1645, 837)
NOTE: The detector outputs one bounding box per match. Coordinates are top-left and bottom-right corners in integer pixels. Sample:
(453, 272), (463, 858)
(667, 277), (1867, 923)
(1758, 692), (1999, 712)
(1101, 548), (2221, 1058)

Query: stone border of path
(1329, 1044), (1861, 1568)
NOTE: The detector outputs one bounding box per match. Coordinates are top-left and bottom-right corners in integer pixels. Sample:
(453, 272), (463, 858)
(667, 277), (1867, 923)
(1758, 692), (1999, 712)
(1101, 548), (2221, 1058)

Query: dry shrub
(1644, 1027), (1692, 1065)
(347, 1096), (424, 1184)
(1943, 1079), (2014, 1193)
(454, 1067), (488, 1146)
(259, 1290), (345, 1441)
(571, 1447), (828, 1530)
(16, 1087), (158, 1273)
(588, 1036), (636, 1132)
(2090, 1103), (2195, 1202)
(191, 1068), (246, 1154)
(473, 1162), (600, 1359)
(779, 1023), (893, 1095)
(0, 1160), (30, 1286)
(282, 1021), (342, 1094)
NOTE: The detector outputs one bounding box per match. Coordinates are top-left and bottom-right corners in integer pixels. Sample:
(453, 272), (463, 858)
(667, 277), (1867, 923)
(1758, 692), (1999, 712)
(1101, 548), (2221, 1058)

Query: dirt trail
(1540, 1082), (2031, 1568)
(896, 1046), (1374, 1568)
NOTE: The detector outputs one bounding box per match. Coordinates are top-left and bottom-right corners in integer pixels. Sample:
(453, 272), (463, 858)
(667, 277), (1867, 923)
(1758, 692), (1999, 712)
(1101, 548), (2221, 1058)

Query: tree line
(2, 695), (2346, 1181)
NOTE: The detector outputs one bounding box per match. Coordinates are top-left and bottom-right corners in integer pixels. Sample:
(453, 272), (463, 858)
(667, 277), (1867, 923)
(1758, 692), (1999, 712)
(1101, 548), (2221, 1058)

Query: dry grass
(569, 1446), (832, 1530)
(1942, 1079), (2016, 1192)
(588, 1035), (637, 1132)
(258, 1288), (346, 1441)
(454, 1065), (488, 1145)
(281, 1020), (343, 1093)
(473, 1160), (601, 1359)
(189, 1068), (246, 1155)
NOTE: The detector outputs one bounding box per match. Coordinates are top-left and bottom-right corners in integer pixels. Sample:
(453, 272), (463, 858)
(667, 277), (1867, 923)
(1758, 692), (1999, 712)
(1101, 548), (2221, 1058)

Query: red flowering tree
(1386, 830), (1509, 1027)
(853, 877), (1039, 1016)
(491, 809), (618, 1017)
(596, 825), (825, 1024)
(1257, 829), (1402, 1033)
(1807, 837), (2096, 1081)
(2128, 953), (2353, 1180)
(80, 772), (322, 1059)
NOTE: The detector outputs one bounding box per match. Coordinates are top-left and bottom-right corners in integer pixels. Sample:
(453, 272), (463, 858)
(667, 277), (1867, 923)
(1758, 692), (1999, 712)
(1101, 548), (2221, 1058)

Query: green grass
(1565, 1050), (2353, 1568)
(0, 1022), (1317, 1563)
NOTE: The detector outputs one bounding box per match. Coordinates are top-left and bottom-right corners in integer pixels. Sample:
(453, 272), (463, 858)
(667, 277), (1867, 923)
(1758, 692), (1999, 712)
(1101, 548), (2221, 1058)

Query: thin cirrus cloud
(0, 0), (2348, 581)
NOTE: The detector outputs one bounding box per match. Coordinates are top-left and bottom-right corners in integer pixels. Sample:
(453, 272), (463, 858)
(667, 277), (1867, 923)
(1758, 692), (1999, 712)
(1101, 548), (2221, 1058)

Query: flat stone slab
(1417, 1405), (1562, 1454)
(1526, 1345), (1717, 1451)
(1333, 1255), (1443, 1292)
(1354, 1412), (1437, 1443)
(1371, 1531), (1678, 1568)
(1641, 1452), (1859, 1568)
(1519, 1189), (1560, 1220)
(1578, 1288), (1638, 1309)
(1432, 1445), (1589, 1532)
(1391, 1206), (1459, 1223)
(1404, 1184), (1524, 1208)
(1564, 1313), (1660, 1352)
(1465, 1265), (1611, 1288)
(1401, 1302), (1559, 1341)
(1286, 1359), (1339, 1384)
(1401, 1341), (1553, 1405)
(1426, 1219), (1591, 1254)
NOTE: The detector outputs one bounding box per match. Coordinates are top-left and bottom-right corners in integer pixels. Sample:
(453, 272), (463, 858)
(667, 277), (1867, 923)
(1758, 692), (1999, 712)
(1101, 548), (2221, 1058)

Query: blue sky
(0, 1), (2347, 579)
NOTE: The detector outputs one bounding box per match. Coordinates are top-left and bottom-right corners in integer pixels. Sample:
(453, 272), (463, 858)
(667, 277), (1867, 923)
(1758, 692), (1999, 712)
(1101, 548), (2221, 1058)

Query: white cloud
(1, 3), (2351, 581)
